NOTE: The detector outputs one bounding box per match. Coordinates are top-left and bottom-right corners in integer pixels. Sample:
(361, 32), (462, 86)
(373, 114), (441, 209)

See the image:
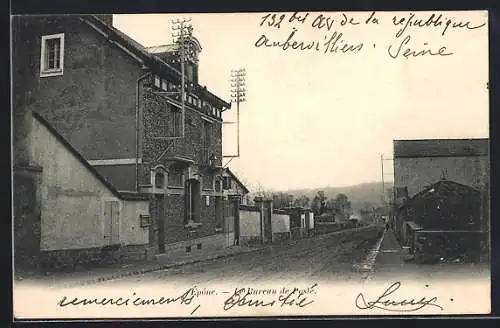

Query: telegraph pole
(381, 153), (385, 204)
(152, 18), (194, 162)
(380, 153), (395, 205)
(224, 68), (246, 158)
(172, 18), (194, 139)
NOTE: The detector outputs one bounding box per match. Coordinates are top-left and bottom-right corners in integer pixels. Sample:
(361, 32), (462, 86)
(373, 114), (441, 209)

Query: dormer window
(154, 75), (161, 88)
(40, 33), (64, 77)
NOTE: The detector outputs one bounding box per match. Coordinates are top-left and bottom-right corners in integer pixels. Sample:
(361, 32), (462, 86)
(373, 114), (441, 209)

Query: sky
(113, 11), (489, 191)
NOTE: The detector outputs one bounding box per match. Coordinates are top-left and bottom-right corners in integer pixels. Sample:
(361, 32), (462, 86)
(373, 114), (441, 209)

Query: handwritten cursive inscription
(255, 29), (363, 54)
(254, 11), (486, 59)
(57, 286), (204, 314)
(392, 12), (487, 38)
(355, 282), (444, 312)
(388, 35), (453, 59)
(223, 284), (316, 311)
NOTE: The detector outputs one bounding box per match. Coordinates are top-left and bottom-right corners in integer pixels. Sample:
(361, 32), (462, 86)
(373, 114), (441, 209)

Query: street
(99, 225), (384, 286)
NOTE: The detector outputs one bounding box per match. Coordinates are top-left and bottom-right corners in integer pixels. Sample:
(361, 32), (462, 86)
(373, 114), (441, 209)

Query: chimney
(96, 14), (113, 26)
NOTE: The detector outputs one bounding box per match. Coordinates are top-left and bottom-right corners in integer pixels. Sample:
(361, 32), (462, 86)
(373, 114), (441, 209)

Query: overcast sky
(113, 11), (489, 191)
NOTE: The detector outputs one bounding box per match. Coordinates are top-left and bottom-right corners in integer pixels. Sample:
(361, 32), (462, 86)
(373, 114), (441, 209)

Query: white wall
(239, 210), (261, 237)
(121, 201), (150, 245)
(29, 115), (149, 251)
(308, 212), (315, 229)
(272, 213), (290, 233)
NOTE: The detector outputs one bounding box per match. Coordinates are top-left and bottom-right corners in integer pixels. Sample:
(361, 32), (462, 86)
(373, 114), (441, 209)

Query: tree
(293, 195), (310, 208)
(310, 190), (328, 215)
(272, 192), (294, 209)
(311, 196), (321, 214)
(326, 197), (336, 211)
(334, 193), (352, 218)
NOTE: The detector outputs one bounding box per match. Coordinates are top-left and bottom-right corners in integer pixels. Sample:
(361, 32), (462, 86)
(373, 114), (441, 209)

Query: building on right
(393, 138), (489, 198)
(392, 138), (490, 262)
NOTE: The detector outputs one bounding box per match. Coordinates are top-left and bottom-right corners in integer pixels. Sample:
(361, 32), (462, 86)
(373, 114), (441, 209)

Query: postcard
(12, 10), (490, 319)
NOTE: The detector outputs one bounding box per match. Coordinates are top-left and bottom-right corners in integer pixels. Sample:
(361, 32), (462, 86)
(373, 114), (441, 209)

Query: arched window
(155, 172), (165, 189)
(151, 165), (167, 192)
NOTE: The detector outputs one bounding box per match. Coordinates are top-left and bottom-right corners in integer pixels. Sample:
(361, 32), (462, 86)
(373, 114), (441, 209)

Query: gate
(223, 196), (240, 246)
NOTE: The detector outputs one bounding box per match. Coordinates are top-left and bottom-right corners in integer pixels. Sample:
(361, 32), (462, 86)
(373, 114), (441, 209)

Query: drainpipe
(136, 70), (152, 192)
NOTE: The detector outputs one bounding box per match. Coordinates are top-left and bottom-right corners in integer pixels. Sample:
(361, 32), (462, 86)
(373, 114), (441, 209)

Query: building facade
(12, 14), (245, 258)
(393, 138), (490, 233)
(393, 139), (489, 198)
(14, 111), (150, 272)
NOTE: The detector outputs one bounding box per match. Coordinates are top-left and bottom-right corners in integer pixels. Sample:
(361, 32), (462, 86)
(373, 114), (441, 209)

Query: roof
(225, 168), (250, 193)
(145, 37), (202, 54)
(393, 138), (489, 158)
(405, 179), (480, 206)
(32, 111), (149, 201)
(146, 44), (178, 54)
(84, 15), (230, 109)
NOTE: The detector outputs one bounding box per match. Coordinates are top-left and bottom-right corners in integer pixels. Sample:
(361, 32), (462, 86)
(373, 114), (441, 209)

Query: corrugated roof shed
(393, 138), (489, 158)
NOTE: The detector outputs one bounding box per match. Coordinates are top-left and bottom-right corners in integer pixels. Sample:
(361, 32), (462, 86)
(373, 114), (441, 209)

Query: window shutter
(104, 201), (112, 240)
(111, 201), (120, 244)
(223, 177), (232, 190)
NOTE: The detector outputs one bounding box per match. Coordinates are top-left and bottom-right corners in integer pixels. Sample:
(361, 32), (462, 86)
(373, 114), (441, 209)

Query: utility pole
(152, 18), (194, 162)
(172, 18), (194, 139)
(380, 153), (395, 210)
(224, 68), (246, 158)
(381, 153), (385, 204)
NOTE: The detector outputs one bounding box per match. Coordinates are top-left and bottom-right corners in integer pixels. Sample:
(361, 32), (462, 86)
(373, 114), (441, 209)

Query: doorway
(185, 179), (201, 223)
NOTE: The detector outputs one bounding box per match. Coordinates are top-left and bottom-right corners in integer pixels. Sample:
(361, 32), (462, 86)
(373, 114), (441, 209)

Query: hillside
(250, 181), (394, 210)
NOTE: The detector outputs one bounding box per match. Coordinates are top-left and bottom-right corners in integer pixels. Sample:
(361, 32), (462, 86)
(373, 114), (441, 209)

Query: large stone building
(12, 14), (248, 260)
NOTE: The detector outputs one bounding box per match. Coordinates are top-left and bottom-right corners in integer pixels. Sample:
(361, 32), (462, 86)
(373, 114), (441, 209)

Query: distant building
(220, 168), (250, 204)
(393, 138), (489, 198)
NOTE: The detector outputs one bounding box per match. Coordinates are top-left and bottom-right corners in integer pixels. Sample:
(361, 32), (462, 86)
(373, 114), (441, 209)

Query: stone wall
(39, 244), (148, 273)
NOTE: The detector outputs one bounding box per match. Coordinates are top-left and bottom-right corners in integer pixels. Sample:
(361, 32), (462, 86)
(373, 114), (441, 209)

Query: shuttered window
(103, 200), (121, 244)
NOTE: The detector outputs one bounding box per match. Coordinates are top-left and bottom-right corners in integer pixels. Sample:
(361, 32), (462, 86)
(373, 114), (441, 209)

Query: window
(168, 169), (184, 187)
(40, 33), (64, 77)
(223, 176), (232, 190)
(103, 200), (121, 244)
(215, 179), (222, 192)
(186, 63), (194, 81)
(203, 174), (214, 190)
(161, 79), (168, 91)
(171, 108), (181, 137)
(155, 172), (165, 189)
(154, 75), (161, 88)
(202, 120), (211, 163)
